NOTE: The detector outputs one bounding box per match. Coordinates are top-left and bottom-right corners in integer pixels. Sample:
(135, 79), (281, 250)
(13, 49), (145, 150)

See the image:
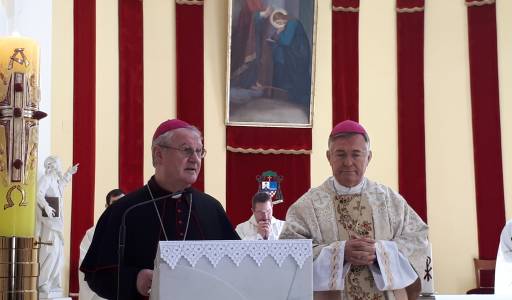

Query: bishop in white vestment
(280, 120), (431, 300)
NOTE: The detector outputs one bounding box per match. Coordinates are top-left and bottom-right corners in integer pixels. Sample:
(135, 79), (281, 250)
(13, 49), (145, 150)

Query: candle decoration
(0, 36), (46, 238)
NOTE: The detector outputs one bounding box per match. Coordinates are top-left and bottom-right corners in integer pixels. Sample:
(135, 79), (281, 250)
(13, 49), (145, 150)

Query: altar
(150, 240), (313, 300)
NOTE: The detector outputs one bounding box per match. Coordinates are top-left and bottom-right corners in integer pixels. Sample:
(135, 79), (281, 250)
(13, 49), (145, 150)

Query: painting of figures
(226, 0), (316, 127)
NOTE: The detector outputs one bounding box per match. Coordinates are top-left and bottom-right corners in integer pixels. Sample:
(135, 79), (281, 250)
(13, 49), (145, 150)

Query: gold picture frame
(226, 0), (317, 128)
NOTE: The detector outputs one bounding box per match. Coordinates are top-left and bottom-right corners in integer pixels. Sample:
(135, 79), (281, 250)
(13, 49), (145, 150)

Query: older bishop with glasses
(80, 119), (240, 300)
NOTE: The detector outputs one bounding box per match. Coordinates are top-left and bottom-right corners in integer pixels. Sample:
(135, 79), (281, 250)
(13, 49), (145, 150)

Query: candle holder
(0, 236), (40, 300)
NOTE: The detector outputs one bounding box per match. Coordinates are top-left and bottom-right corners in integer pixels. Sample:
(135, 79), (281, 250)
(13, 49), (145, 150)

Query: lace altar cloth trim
(159, 240), (312, 269)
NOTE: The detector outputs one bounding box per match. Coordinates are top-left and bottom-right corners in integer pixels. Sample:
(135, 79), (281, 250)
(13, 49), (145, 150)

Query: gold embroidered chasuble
(334, 191), (384, 300)
(280, 177), (429, 300)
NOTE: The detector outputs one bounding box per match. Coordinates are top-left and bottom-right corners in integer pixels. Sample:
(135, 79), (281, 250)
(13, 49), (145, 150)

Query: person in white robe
(236, 191), (285, 240)
(495, 219), (512, 295)
(280, 120), (431, 300)
(79, 189), (125, 300)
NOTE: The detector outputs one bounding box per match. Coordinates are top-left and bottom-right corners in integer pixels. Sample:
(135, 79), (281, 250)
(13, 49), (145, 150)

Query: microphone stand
(116, 189), (185, 300)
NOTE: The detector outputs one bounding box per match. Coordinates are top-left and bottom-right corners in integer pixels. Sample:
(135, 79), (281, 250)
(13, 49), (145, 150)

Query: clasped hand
(257, 220), (271, 240)
(344, 235), (376, 266)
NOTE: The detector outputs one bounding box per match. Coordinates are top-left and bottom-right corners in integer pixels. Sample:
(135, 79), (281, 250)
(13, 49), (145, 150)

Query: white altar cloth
(150, 240), (313, 300)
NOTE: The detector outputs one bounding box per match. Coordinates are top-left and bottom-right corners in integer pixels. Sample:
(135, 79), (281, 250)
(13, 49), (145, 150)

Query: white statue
(36, 155), (78, 298)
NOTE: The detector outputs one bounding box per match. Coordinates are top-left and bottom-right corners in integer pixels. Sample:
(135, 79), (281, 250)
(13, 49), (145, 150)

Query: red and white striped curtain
(64, 0), (511, 295)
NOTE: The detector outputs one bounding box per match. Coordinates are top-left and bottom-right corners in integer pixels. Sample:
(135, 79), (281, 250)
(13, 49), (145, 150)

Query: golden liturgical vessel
(0, 36), (47, 299)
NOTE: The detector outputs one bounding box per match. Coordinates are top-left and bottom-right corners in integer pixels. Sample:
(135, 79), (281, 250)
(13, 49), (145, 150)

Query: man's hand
(44, 204), (55, 218)
(260, 5), (273, 18)
(344, 236), (376, 266)
(257, 220), (271, 240)
(136, 269), (153, 296)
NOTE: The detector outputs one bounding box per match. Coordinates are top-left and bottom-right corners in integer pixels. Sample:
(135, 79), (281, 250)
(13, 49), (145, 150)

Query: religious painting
(226, 0), (317, 127)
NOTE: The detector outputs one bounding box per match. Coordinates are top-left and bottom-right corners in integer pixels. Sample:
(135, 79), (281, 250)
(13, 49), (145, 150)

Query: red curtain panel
(69, 0), (96, 295)
(396, 0), (427, 222)
(332, 0), (360, 124)
(175, 0), (205, 191)
(466, 0), (506, 263)
(119, 0), (144, 193)
(226, 126), (311, 226)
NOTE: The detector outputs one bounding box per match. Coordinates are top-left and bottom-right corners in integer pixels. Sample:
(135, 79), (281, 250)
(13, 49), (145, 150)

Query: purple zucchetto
(330, 120), (368, 138)
(152, 119), (192, 141)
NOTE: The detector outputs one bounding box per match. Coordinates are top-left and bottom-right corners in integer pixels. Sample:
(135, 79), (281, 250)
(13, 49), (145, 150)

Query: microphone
(117, 188), (186, 300)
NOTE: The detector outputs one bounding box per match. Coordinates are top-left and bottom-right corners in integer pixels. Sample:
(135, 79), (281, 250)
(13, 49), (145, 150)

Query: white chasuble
(280, 177), (430, 300)
(495, 219), (512, 295)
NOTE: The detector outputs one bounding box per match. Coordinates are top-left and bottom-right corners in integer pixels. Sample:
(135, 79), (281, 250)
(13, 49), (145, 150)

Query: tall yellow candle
(0, 36), (42, 237)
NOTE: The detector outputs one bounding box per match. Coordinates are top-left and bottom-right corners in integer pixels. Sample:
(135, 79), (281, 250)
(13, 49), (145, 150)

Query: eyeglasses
(159, 145), (207, 158)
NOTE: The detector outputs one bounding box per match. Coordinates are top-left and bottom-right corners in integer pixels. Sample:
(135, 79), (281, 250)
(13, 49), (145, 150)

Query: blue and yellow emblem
(256, 170), (283, 204)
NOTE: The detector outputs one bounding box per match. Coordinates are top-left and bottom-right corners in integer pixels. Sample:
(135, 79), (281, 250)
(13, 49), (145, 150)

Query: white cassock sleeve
(495, 220), (512, 295)
(79, 227), (98, 300)
(369, 240), (418, 291)
(313, 241), (351, 291)
(235, 221), (264, 240)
